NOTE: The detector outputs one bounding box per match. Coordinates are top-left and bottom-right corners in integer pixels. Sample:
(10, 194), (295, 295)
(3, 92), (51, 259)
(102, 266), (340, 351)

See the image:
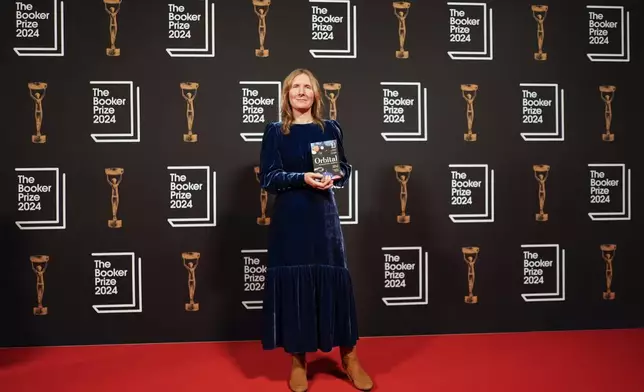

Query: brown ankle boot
(340, 346), (373, 391)
(289, 353), (308, 392)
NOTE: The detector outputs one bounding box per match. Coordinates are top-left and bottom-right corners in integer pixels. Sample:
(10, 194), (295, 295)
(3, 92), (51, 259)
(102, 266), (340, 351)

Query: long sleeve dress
(258, 119), (359, 354)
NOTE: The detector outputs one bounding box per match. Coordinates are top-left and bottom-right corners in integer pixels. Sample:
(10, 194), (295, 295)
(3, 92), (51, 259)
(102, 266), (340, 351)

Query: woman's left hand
(318, 175), (334, 190)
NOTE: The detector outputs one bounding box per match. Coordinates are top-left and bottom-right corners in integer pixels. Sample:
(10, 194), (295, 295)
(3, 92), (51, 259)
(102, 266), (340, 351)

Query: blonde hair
(280, 68), (325, 135)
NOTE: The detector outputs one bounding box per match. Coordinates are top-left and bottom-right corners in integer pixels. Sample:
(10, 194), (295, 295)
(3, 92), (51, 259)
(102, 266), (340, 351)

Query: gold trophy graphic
(323, 83), (341, 121)
(182, 252), (200, 311)
(180, 82), (199, 142)
(394, 165), (412, 223)
(104, 0), (122, 56)
(253, 0), (271, 57)
(462, 247), (479, 304)
(533, 164), (550, 221)
(31, 255), (50, 315)
(599, 85), (616, 142)
(461, 84), (478, 142)
(28, 82), (48, 144)
(105, 168), (124, 228)
(531, 5), (548, 61)
(600, 244), (616, 300)
(393, 2), (411, 59)
(254, 166), (270, 225)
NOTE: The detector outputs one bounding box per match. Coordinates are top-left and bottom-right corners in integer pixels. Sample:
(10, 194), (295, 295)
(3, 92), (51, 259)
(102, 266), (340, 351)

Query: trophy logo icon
(182, 252), (200, 311)
(323, 83), (341, 121)
(462, 247), (479, 304)
(599, 85), (616, 142)
(533, 164), (550, 221)
(254, 166), (271, 225)
(253, 0), (271, 57)
(461, 84), (478, 142)
(393, 2), (411, 59)
(394, 165), (412, 223)
(180, 82), (199, 142)
(600, 244), (616, 300)
(31, 255), (50, 315)
(28, 82), (48, 144)
(105, 168), (124, 228)
(104, 0), (122, 56)
(531, 5), (548, 61)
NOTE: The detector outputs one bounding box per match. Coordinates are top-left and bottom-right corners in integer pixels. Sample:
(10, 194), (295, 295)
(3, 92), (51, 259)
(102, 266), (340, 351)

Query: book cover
(310, 140), (343, 179)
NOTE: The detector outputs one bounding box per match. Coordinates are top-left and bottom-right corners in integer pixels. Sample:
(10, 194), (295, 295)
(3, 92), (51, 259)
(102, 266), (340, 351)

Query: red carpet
(1, 329), (643, 391)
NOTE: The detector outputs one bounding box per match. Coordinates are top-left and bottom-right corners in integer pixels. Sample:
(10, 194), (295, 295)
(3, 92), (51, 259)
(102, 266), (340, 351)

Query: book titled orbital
(310, 140), (343, 179)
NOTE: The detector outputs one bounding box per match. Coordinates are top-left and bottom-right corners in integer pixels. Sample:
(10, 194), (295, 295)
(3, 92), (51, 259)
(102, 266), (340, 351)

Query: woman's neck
(292, 110), (313, 124)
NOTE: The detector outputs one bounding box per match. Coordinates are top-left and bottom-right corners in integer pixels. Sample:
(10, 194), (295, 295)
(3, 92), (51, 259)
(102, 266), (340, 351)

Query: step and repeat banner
(1, 0), (642, 347)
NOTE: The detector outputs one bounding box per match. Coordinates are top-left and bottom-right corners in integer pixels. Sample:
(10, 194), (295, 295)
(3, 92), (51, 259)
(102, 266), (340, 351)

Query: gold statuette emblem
(393, 2), (411, 59)
(461, 84), (478, 142)
(253, 0), (271, 57)
(599, 85), (616, 142)
(28, 82), (48, 143)
(323, 83), (341, 121)
(462, 247), (479, 304)
(394, 165), (412, 223)
(533, 164), (550, 221)
(600, 244), (616, 300)
(104, 0), (122, 56)
(254, 166), (270, 225)
(531, 5), (548, 61)
(180, 82), (199, 142)
(31, 255), (50, 315)
(105, 168), (124, 228)
(182, 252), (201, 311)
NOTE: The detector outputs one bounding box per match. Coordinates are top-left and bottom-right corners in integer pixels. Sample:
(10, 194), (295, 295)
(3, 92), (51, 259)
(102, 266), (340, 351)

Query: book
(310, 140), (343, 179)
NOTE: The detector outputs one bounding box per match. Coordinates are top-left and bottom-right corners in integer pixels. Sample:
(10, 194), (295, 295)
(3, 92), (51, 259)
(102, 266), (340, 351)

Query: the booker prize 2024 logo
(92, 252), (143, 314)
(586, 5), (631, 62)
(16, 167), (67, 230)
(167, 0), (216, 57)
(449, 164), (495, 223)
(588, 164), (631, 221)
(521, 244), (565, 302)
(241, 249), (267, 310)
(447, 2), (494, 60)
(520, 83), (565, 142)
(381, 247), (428, 306)
(309, 0), (357, 59)
(168, 166), (217, 227)
(14, 0), (65, 57)
(380, 82), (428, 142)
(90, 81), (142, 143)
(239, 81), (281, 142)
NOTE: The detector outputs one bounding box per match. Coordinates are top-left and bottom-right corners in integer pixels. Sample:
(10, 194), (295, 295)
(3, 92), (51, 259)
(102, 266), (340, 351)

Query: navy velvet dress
(258, 119), (359, 354)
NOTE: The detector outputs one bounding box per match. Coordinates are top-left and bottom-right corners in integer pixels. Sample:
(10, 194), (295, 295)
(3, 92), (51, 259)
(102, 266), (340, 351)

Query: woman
(259, 68), (373, 392)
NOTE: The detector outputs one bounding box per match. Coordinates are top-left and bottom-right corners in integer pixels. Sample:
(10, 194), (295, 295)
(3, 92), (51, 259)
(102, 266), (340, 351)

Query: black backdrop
(1, 0), (642, 348)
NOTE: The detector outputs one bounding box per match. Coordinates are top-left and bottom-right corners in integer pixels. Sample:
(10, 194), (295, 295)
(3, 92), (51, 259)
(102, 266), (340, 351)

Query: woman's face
(289, 73), (315, 112)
